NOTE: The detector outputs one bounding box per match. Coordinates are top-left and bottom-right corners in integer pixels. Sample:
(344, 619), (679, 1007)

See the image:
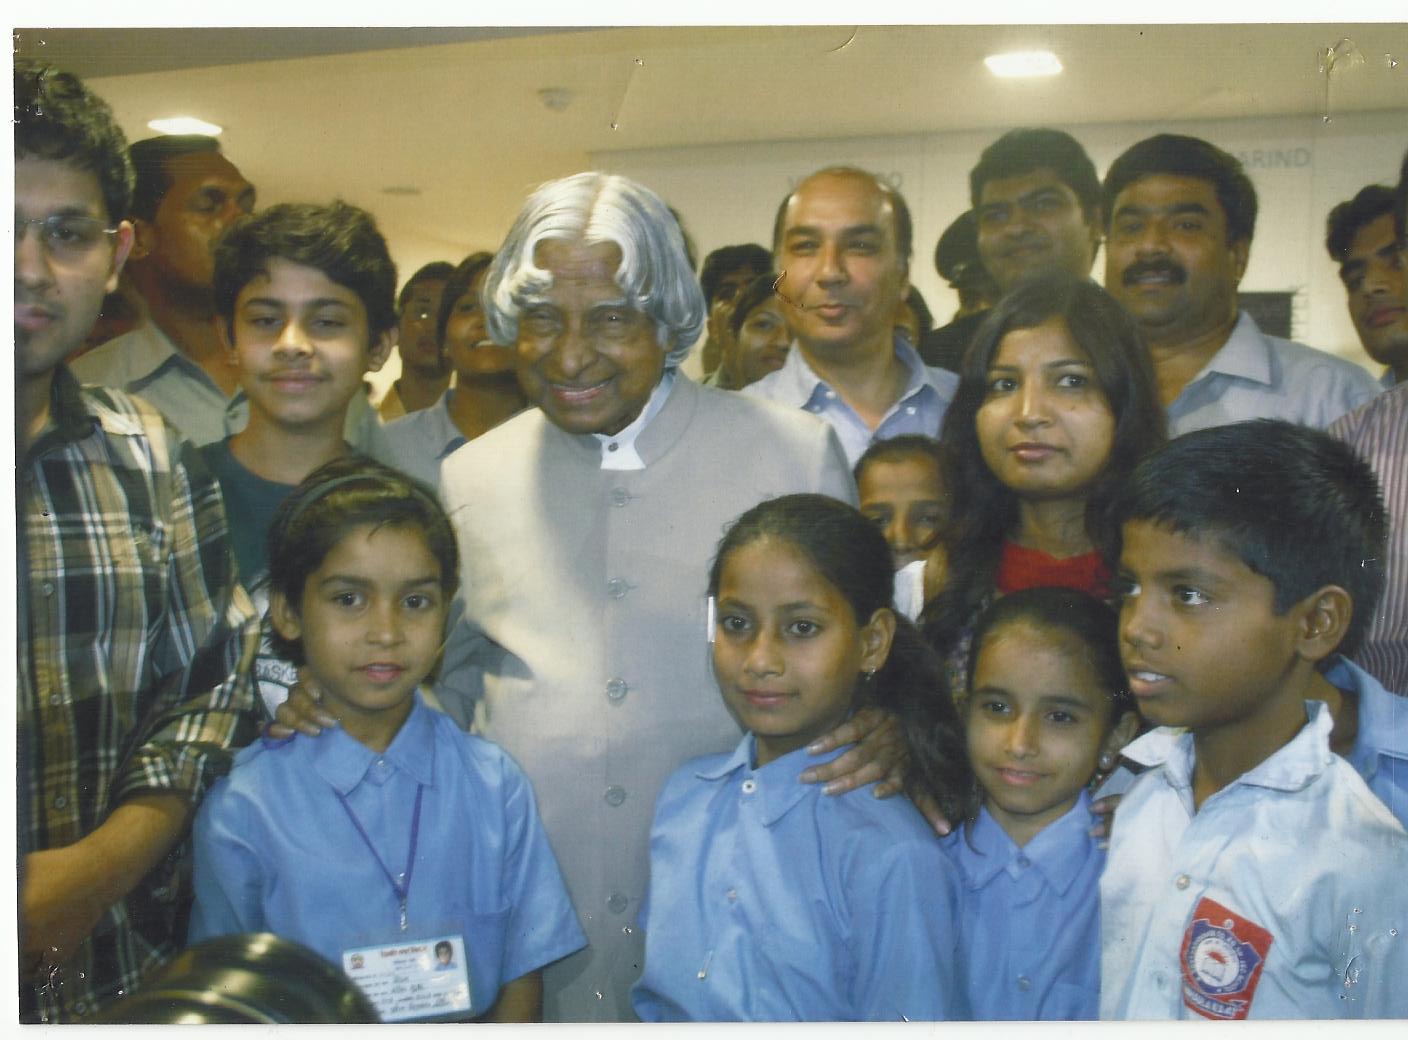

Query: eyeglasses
(16, 215), (119, 262)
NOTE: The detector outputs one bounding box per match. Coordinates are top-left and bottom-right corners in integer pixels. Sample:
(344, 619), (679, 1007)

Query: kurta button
(607, 578), (628, 599)
(606, 678), (628, 702)
(607, 892), (628, 914)
(740, 779), (757, 794)
(609, 487), (630, 507)
(53, 795), (67, 809)
(42, 582), (55, 597)
(48, 693), (62, 707)
(605, 785), (627, 807)
(1016, 976), (1031, 991)
(1175, 873), (1191, 890)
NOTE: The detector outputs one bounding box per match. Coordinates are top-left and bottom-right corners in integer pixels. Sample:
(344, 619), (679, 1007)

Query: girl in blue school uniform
(189, 458), (585, 1022)
(944, 587), (1141, 1020)
(631, 493), (975, 1022)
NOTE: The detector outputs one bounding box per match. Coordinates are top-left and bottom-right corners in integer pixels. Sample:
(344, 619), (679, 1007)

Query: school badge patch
(1179, 897), (1274, 1020)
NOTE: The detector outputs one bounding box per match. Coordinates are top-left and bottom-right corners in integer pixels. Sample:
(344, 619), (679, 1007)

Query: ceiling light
(147, 116), (223, 136)
(984, 51), (1062, 79)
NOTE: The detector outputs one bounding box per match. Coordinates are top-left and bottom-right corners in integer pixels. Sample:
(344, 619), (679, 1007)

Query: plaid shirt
(19, 366), (260, 1022)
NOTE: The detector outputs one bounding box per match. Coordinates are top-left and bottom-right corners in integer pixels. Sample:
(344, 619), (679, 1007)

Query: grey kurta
(436, 374), (855, 1021)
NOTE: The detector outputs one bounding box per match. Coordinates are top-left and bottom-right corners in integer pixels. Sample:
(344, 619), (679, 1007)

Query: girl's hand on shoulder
(1088, 792), (1123, 845)
(800, 706), (907, 796)
(267, 669), (338, 739)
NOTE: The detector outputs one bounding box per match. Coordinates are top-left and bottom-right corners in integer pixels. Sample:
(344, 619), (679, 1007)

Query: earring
(1099, 753), (1115, 771)
(863, 668), (877, 681)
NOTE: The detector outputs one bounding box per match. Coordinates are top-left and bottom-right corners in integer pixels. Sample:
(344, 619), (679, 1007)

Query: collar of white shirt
(593, 368), (677, 471)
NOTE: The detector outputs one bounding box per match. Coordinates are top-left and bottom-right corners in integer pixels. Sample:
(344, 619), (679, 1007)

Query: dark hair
(396, 261), (455, 312)
(128, 135), (222, 222)
(1110, 419), (1387, 661)
(700, 244), (772, 306)
(773, 167), (914, 273)
(1325, 184), (1396, 263)
(969, 128), (1101, 221)
(213, 201), (399, 337)
(1103, 134), (1258, 244)
(434, 941), (452, 958)
(726, 271), (781, 339)
(853, 433), (949, 487)
(922, 276), (1166, 656)
(902, 286), (934, 338)
(708, 494), (975, 824)
(967, 587), (1135, 723)
(1395, 147), (1408, 246)
(14, 61), (134, 223)
(266, 457), (459, 665)
(435, 251), (496, 353)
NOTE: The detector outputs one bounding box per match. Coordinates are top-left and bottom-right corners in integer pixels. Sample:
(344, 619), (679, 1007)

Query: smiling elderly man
(430, 173), (861, 1020)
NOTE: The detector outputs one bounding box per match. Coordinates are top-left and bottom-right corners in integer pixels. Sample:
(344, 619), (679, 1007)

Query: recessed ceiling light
(984, 51), (1063, 79)
(147, 116), (223, 136)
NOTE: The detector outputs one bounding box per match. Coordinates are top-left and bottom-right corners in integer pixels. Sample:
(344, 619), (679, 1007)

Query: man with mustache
(1325, 184), (1408, 387)
(745, 166), (958, 466)
(1103, 134), (1380, 436)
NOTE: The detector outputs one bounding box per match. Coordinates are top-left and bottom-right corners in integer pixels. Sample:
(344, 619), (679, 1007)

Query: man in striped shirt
(16, 62), (259, 1022)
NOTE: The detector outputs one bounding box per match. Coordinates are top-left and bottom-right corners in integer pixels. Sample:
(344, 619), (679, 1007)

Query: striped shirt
(19, 366), (260, 1022)
(1330, 382), (1408, 694)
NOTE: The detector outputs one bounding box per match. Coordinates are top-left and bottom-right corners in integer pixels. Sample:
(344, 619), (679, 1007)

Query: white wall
(593, 110), (1406, 380)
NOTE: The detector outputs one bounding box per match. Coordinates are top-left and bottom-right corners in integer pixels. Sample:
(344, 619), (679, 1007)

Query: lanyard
(336, 782), (425, 932)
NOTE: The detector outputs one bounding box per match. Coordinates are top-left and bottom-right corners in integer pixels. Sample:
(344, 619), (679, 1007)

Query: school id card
(342, 933), (471, 1022)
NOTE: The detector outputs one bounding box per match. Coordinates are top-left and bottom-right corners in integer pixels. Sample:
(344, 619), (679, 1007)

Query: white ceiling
(15, 24), (1408, 269)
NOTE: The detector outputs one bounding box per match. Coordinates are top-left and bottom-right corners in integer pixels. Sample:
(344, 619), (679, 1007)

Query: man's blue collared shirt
(743, 335), (958, 466)
(942, 791), (1104, 1020)
(1328, 657), (1408, 829)
(190, 694), (586, 1016)
(631, 734), (966, 1022)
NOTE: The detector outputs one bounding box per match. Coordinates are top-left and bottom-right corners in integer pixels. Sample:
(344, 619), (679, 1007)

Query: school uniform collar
(696, 732), (846, 826)
(1122, 699), (1335, 796)
(306, 691), (437, 793)
(960, 791), (1096, 896)
(591, 368), (677, 469)
(1326, 655), (1408, 762)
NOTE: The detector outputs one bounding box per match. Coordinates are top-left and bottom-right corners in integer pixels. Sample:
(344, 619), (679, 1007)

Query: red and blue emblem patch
(1179, 897), (1274, 1020)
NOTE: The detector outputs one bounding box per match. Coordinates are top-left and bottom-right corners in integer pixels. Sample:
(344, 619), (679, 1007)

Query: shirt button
(905, 405), (917, 415)
(53, 795), (68, 809)
(726, 888), (738, 903)
(607, 892), (629, 914)
(607, 578), (628, 599)
(48, 693), (62, 707)
(1016, 854), (1031, 869)
(608, 487), (631, 507)
(741, 779), (757, 794)
(824, 390), (836, 400)
(607, 442), (620, 453)
(1175, 874), (1191, 890)
(1016, 975), (1031, 991)
(73, 1002), (88, 1016)
(604, 785), (627, 807)
(41, 582), (55, 597)
(606, 678), (628, 703)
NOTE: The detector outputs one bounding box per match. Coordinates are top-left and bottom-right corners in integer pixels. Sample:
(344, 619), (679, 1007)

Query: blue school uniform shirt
(942, 791), (1103, 1020)
(189, 693), (586, 1015)
(1327, 657), (1408, 829)
(631, 733), (966, 1022)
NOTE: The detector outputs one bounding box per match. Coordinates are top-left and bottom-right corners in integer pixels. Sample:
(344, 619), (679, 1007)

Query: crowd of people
(16, 58), (1408, 1024)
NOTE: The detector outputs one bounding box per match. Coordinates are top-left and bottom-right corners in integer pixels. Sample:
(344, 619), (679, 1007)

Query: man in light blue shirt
(1103, 134), (1379, 437)
(745, 167), (958, 465)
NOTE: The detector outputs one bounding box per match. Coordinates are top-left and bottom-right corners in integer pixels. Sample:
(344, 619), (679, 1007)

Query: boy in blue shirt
(1101, 420), (1407, 1020)
(190, 459), (585, 1021)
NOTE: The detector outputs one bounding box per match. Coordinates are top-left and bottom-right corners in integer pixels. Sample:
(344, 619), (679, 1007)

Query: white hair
(483, 172), (705, 367)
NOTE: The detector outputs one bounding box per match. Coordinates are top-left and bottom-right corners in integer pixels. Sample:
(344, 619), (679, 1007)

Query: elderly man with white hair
(416, 173), (862, 1019)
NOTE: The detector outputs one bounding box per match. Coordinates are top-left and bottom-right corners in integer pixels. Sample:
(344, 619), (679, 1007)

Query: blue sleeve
(848, 834), (969, 1021)
(497, 751), (588, 982)
(187, 778), (269, 945)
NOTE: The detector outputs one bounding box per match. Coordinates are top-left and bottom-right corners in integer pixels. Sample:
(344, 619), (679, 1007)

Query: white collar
(592, 369), (676, 470)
